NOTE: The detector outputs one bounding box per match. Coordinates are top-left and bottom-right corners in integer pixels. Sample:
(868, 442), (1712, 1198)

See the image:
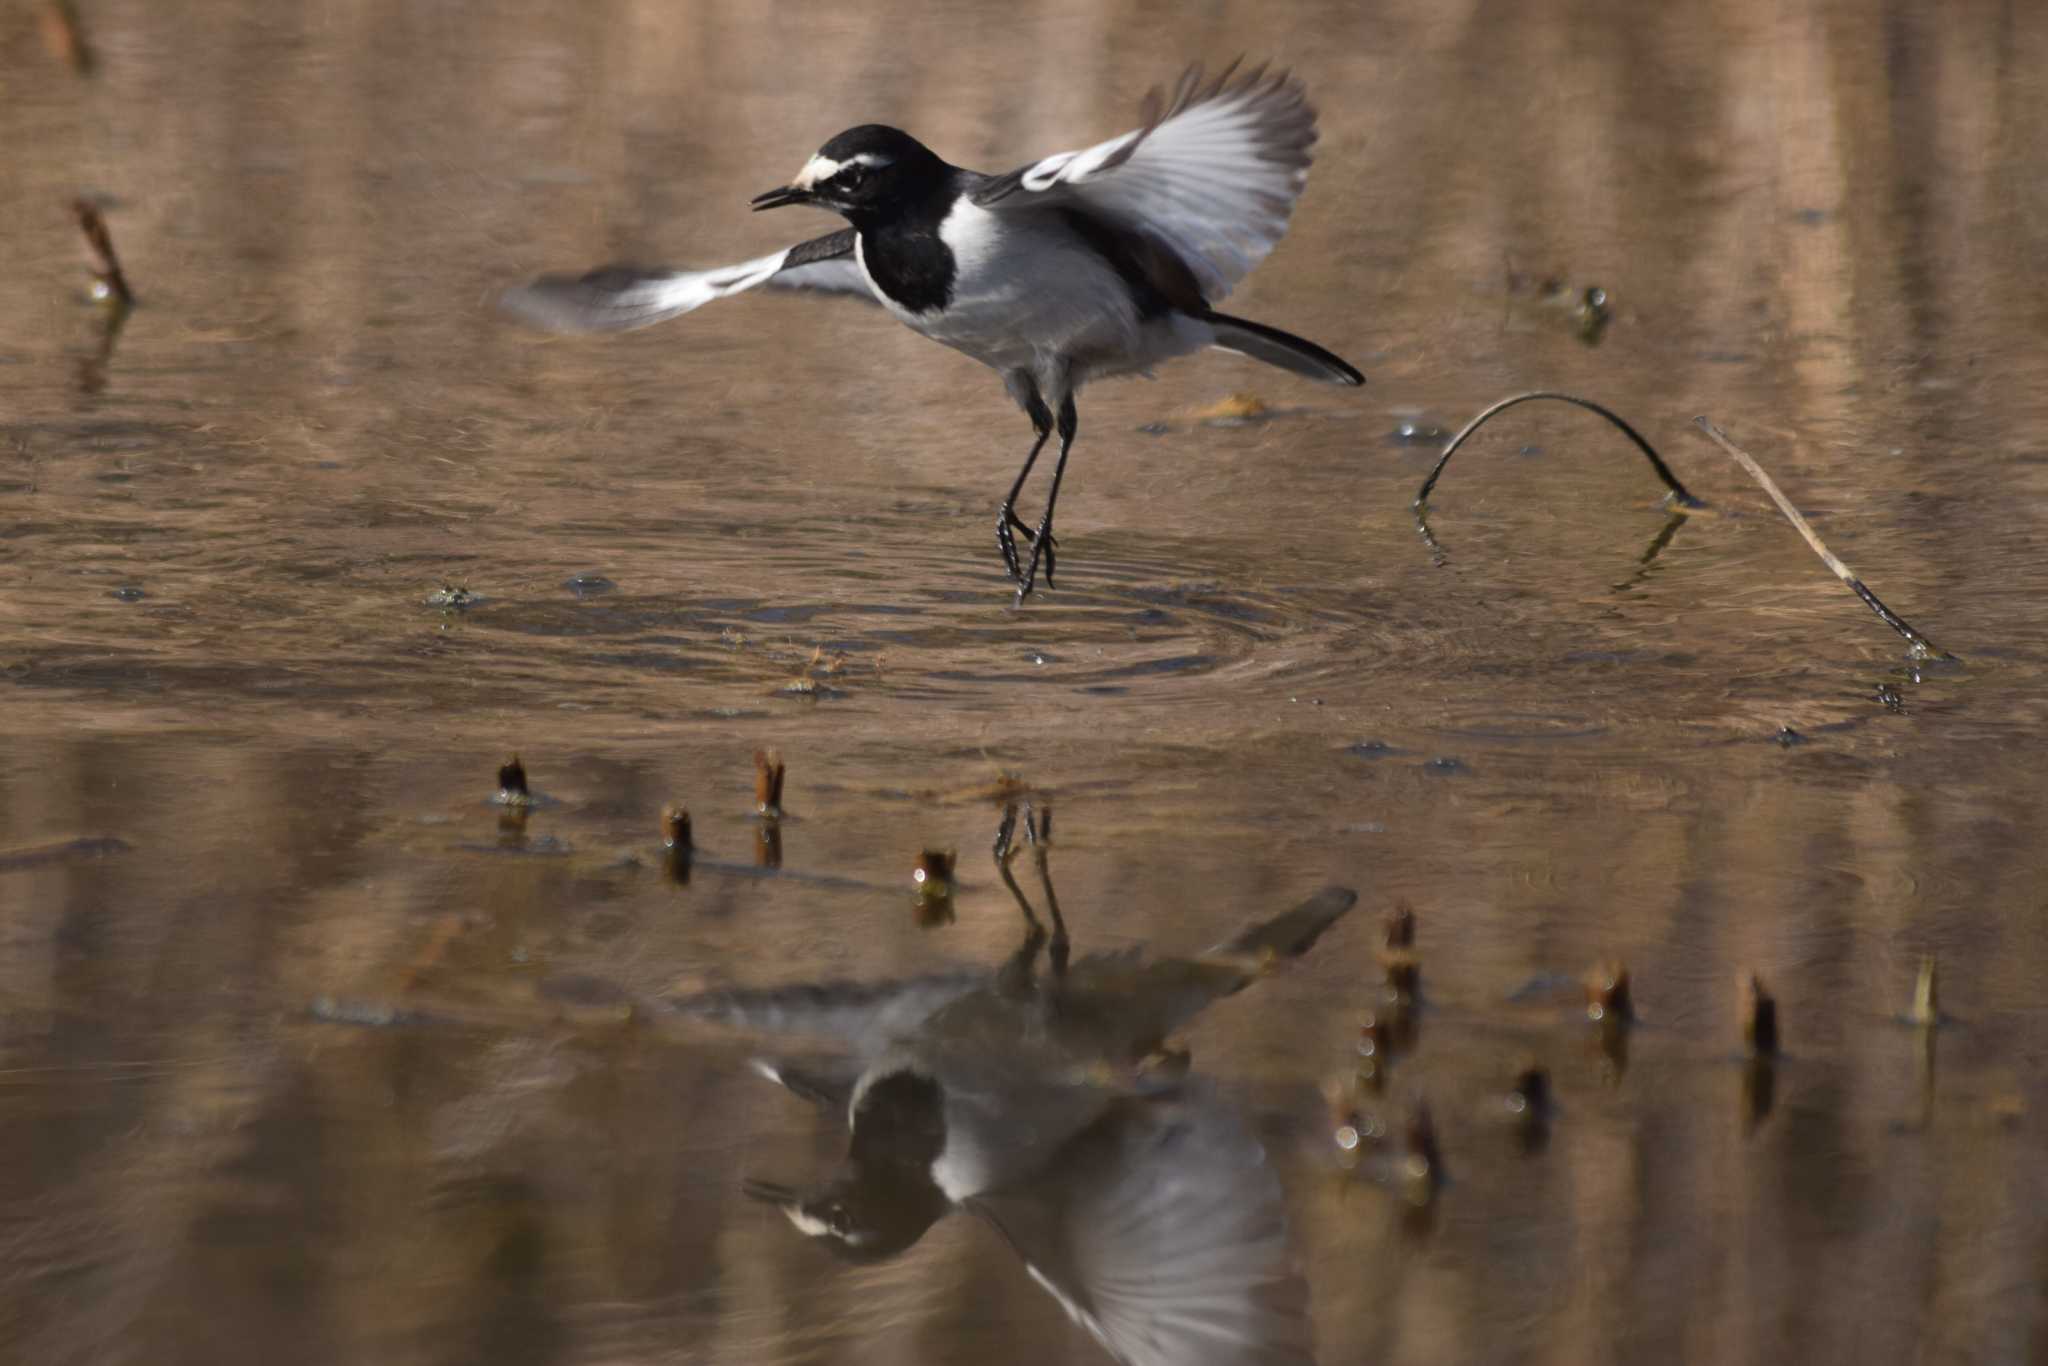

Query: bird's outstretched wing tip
(750, 1055), (859, 1112)
(497, 266), (682, 334)
(495, 277), (571, 331)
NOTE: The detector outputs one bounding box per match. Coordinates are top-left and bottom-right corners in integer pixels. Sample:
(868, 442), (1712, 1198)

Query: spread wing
(972, 61), (1317, 303)
(970, 1085), (1315, 1366)
(499, 228), (872, 333)
(666, 972), (984, 1059)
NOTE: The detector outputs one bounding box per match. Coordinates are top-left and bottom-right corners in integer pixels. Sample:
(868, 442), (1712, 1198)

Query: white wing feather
(500, 231), (872, 334)
(974, 62), (1319, 302)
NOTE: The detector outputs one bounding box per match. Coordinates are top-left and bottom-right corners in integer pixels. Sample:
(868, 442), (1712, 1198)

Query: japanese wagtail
(503, 60), (1364, 602)
(669, 809), (1351, 1363)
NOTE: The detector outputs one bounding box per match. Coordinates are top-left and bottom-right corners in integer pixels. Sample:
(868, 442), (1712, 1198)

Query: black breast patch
(859, 225), (956, 314)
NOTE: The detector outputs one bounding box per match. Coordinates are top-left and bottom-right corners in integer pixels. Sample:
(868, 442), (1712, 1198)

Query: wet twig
(72, 199), (134, 306)
(1693, 417), (1953, 660)
(1414, 390), (1703, 513)
(77, 301), (130, 394)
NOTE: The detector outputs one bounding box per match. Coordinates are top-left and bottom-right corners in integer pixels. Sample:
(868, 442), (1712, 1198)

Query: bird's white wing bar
(973, 61), (1318, 303)
(499, 228), (872, 334)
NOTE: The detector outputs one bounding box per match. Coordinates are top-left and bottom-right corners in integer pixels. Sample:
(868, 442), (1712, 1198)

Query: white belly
(858, 200), (1210, 392)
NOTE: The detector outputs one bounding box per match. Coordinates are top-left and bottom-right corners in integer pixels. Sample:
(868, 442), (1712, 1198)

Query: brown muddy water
(6, 3), (2048, 1364)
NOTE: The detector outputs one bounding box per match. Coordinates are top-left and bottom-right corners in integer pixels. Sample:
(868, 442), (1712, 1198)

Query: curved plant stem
(1413, 391), (1704, 510)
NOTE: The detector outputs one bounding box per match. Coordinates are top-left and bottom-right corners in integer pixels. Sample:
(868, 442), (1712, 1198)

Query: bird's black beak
(750, 185), (810, 212)
(742, 1177), (800, 1205)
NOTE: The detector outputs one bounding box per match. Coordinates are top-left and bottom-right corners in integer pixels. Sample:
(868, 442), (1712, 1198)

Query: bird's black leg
(1025, 805), (1068, 980)
(1016, 397), (1077, 604)
(997, 393), (1055, 586)
(993, 803), (1046, 997)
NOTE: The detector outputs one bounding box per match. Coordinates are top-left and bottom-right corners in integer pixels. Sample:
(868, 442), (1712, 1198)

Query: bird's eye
(838, 164), (867, 190)
(828, 1205), (851, 1234)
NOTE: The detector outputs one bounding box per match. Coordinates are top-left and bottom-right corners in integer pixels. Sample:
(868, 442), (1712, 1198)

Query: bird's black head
(743, 1171), (948, 1264)
(751, 125), (951, 226)
(743, 1067), (953, 1263)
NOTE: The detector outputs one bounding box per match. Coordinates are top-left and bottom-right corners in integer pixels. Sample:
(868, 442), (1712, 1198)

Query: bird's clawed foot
(997, 509), (1057, 600)
(995, 801), (1067, 978)
(1014, 513), (1058, 604)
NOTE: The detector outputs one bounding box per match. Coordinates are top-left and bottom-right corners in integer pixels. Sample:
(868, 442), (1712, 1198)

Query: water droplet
(108, 585), (146, 602)
(1389, 420), (1448, 446)
(563, 573), (616, 598)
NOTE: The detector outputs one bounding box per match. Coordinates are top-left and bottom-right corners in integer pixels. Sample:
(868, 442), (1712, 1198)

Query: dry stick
(1693, 417), (1953, 660)
(72, 199), (134, 305)
(1414, 391), (1704, 510)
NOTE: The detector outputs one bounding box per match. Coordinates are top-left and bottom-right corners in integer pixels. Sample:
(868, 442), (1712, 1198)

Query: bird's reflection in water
(675, 802), (1353, 1364)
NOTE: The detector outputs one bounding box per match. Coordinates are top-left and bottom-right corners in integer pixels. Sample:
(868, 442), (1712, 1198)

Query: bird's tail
(1208, 886), (1357, 964)
(1204, 312), (1365, 386)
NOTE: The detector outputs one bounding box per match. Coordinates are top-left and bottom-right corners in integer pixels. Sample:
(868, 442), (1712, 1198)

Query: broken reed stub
(1380, 950), (1420, 1002)
(912, 894), (955, 930)
(1382, 901), (1417, 950)
(753, 749), (786, 817)
(42, 2), (92, 74)
(1584, 961), (1632, 1023)
(913, 847), (956, 889)
(1742, 973), (1779, 1056)
(912, 847), (958, 928)
(1909, 956), (1939, 1027)
(660, 803), (692, 852)
(1356, 1010), (1395, 1091)
(1402, 1101), (1443, 1202)
(496, 753), (533, 806)
(1322, 1077), (1369, 1165)
(1509, 1062), (1549, 1117)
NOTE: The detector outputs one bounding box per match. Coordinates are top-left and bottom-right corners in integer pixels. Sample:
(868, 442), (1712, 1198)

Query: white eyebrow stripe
(793, 155), (844, 190)
(793, 151), (894, 189)
(783, 1206), (833, 1237)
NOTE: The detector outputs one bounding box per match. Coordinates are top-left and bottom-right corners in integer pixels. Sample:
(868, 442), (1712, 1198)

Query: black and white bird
(668, 812), (1353, 1365)
(502, 61), (1364, 602)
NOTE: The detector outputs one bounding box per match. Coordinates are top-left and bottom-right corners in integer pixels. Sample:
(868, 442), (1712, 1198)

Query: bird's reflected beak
(750, 185), (810, 211)
(741, 1177), (800, 1205)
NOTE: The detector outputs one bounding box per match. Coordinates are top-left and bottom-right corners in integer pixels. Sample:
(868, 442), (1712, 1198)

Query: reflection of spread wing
(667, 972), (983, 1058)
(970, 1084), (1315, 1366)
(971, 62), (1316, 304)
(499, 228), (873, 333)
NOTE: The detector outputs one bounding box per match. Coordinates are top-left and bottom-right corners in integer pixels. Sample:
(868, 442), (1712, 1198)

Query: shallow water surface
(5, 3), (2048, 1364)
